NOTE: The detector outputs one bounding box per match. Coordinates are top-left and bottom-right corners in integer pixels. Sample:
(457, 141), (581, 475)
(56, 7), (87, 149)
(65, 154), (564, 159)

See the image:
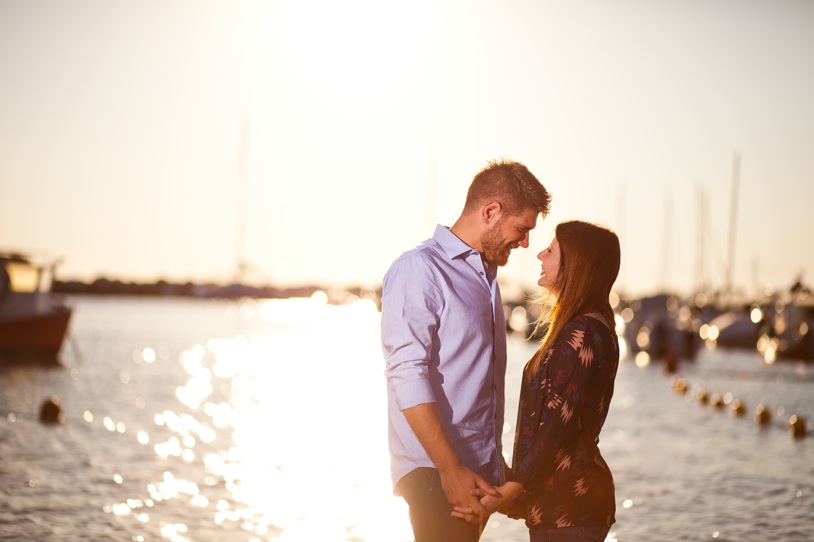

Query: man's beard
(481, 222), (511, 267)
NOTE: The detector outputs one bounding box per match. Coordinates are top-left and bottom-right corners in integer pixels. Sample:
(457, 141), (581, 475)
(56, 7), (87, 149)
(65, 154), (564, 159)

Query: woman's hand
(451, 481), (525, 523)
(479, 493), (504, 515)
(451, 490), (502, 524)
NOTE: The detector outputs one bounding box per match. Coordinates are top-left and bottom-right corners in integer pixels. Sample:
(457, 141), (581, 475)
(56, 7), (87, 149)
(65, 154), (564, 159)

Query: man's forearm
(401, 402), (460, 472)
(403, 401), (498, 516)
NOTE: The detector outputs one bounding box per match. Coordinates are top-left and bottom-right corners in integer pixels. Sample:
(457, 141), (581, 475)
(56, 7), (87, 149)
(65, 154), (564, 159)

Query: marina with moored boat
(0, 251), (73, 363)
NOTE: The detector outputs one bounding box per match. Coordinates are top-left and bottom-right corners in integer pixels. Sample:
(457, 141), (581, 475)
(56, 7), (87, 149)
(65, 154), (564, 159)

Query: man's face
(480, 208), (539, 266)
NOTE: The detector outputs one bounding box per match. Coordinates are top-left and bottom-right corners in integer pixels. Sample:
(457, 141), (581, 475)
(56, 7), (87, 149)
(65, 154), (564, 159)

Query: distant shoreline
(53, 278), (382, 304)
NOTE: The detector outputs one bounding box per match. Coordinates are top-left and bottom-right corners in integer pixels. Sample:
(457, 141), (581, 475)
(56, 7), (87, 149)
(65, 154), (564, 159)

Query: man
(381, 159), (551, 541)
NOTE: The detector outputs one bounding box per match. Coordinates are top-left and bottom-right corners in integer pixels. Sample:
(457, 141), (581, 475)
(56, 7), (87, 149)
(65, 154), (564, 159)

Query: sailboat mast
(659, 190), (672, 292)
(695, 183), (707, 294)
(236, 116), (251, 283)
(425, 149), (438, 235)
(724, 152), (740, 296)
(616, 179), (626, 294)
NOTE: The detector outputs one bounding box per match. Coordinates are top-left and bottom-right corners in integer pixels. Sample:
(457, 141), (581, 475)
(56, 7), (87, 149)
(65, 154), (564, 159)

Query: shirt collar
(433, 224), (478, 260)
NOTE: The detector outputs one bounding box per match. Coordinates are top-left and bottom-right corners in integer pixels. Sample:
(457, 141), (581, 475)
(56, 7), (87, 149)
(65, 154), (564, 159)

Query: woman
(454, 220), (621, 542)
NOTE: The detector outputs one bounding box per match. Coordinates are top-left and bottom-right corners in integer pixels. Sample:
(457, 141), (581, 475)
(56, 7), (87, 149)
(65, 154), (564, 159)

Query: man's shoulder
(389, 238), (443, 269)
(383, 239), (446, 292)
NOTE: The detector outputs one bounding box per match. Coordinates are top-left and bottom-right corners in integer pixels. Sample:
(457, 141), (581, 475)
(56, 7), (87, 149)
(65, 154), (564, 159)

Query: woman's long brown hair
(528, 221), (621, 378)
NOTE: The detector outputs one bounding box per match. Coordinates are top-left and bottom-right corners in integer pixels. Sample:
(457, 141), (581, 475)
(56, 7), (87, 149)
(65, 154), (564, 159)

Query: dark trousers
(529, 525), (610, 542)
(396, 467), (486, 542)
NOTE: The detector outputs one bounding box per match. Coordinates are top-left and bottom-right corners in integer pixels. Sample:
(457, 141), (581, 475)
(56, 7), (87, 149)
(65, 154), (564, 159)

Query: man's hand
(401, 403), (498, 523)
(444, 464), (500, 524)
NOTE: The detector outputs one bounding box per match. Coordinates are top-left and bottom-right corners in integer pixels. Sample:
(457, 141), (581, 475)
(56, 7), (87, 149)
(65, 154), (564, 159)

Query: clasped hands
(450, 486), (508, 524)
(440, 465), (523, 525)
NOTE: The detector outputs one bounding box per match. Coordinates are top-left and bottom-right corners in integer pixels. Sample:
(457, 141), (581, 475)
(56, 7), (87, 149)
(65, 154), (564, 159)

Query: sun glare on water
(110, 296), (413, 541)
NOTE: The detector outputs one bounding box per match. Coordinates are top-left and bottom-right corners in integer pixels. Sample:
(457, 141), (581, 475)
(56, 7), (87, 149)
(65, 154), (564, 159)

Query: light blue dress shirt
(381, 224), (507, 490)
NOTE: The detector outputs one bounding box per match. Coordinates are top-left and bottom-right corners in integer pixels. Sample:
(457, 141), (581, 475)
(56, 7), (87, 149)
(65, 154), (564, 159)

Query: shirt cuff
(393, 378), (436, 411)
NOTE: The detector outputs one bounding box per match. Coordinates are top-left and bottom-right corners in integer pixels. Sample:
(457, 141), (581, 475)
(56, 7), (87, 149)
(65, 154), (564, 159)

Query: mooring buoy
(39, 395), (65, 424)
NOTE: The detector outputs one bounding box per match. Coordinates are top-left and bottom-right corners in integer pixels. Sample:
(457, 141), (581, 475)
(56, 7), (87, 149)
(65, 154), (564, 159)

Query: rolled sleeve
(381, 253), (442, 411)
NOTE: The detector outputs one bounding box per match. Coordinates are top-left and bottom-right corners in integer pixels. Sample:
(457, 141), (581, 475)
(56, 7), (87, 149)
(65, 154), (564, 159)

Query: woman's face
(537, 237), (561, 291)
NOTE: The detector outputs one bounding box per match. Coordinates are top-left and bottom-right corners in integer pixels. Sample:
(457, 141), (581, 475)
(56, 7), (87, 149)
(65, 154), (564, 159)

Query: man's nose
(519, 233), (529, 248)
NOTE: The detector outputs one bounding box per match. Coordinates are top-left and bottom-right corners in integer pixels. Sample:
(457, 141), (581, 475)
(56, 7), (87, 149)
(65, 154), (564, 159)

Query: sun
(240, 0), (441, 123)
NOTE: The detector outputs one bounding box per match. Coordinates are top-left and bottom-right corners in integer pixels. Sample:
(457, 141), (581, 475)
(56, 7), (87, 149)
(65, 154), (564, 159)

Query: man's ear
(481, 201), (502, 224)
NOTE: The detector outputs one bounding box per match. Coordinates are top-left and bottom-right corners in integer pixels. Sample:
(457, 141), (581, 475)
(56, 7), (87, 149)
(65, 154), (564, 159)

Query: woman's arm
(482, 481), (525, 514)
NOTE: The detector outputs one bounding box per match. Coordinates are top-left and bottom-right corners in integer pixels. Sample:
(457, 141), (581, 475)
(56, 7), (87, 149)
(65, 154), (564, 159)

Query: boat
(622, 294), (701, 361)
(757, 295), (814, 363)
(0, 251), (73, 363)
(705, 305), (764, 350)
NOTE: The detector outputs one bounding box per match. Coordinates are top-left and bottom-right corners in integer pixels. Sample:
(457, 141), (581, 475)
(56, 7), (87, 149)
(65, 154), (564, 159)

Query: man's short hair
(463, 159), (551, 217)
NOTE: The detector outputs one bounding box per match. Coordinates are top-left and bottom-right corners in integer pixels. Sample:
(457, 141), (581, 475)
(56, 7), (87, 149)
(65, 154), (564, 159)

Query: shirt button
(480, 272), (484, 276)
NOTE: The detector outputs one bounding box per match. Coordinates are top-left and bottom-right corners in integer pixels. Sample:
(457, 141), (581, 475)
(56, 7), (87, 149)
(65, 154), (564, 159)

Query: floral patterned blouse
(507, 314), (619, 530)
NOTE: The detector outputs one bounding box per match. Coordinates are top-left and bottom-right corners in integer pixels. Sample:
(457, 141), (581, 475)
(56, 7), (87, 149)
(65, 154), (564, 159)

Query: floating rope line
(668, 373), (808, 439)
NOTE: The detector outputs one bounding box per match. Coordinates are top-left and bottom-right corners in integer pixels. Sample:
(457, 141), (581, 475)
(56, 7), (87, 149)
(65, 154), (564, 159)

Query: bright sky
(2, 0), (813, 299)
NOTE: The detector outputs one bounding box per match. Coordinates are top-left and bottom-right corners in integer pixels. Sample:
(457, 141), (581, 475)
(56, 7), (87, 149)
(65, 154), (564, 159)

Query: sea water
(0, 296), (812, 541)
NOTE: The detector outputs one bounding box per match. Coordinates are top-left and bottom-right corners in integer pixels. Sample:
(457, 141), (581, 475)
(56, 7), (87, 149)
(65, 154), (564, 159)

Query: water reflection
(108, 295), (412, 541)
(2, 295), (811, 540)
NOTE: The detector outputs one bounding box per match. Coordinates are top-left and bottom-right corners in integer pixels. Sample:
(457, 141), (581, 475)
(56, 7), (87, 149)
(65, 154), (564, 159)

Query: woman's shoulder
(561, 313), (600, 330)
(561, 314), (616, 343)
(548, 316), (592, 353)
(547, 315), (618, 369)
